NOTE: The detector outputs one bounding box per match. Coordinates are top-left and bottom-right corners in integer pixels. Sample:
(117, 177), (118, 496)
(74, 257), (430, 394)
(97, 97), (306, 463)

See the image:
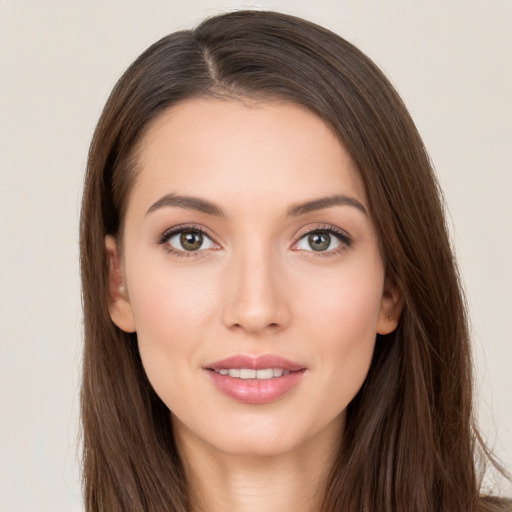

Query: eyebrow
(286, 194), (367, 217)
(146, 193), (367, 217)
(146, 193), (224, 216)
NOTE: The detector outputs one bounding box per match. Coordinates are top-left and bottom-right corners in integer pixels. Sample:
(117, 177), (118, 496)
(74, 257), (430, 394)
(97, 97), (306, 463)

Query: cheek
(128, 255), (218, 337)
(295, 259), (384, 402)
(297, 256), (384, 347)
(125, 255), (218, 393)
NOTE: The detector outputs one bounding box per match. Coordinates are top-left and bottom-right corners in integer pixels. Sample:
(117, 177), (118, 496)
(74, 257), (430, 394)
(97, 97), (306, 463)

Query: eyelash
(296, 225), (352, 258)
(157, 223), (352, 259)
(158, 223), (216, 259)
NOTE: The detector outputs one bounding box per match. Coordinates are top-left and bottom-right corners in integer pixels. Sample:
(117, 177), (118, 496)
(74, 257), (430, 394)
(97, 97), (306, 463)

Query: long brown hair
(80, 10), (510, 512)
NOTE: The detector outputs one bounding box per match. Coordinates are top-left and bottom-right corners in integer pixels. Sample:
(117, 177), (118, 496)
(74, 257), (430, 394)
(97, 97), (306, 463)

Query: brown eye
(293, 227), (350, 254)
(308, 232), (331, 251)
(180, 231), (203, 251)
(163, 228), (216, 253)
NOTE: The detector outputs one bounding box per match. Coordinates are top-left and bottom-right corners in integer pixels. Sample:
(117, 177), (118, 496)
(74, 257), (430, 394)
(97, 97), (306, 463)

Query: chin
(172, 407), (345, 460)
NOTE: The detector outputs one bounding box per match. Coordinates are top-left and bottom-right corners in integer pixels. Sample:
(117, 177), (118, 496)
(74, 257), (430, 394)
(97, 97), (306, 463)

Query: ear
(105, 235), (136, 333)
(376, 276), (404, 335)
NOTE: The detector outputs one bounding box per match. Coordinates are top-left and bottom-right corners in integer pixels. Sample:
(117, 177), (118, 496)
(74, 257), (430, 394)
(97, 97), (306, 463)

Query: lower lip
(207, 370), (305, 404)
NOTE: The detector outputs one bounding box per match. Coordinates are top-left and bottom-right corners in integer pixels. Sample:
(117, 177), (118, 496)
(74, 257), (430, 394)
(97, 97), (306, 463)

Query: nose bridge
(222, 235), (289, 334)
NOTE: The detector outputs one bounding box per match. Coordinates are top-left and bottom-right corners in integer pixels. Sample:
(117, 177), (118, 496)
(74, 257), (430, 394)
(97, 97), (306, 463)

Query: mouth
(205, 354), (307, 404)
(210, 368), (293, 379)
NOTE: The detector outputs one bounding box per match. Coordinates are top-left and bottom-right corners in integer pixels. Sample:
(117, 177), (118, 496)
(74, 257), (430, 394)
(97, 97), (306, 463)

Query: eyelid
(291, 224), (352, 254)
(158, 223), (215, 244)
(157, 223), (221, 257)
(157, 222), (352, 258)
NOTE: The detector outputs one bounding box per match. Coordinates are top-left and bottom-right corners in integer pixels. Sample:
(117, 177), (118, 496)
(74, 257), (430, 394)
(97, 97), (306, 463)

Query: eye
(293, 227), (351, 254)
(160, 226), (218, 254)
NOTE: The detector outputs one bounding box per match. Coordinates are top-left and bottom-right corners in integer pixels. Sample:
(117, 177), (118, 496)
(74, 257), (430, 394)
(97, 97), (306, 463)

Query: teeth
(256, 368), (273, 380)
(239, 369), (256, 379)
(215, 368), (291, 379)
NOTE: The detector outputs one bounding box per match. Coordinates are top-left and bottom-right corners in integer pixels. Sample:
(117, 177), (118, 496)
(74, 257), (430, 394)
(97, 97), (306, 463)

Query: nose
(221, 244), (291, 335)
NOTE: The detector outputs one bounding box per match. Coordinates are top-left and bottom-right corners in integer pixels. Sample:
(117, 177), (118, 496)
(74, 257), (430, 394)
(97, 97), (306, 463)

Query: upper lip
(206, 354), (306, 371)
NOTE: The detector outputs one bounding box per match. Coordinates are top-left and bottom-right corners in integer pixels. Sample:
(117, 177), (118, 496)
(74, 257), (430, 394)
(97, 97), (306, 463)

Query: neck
(174, 417), (342, 512)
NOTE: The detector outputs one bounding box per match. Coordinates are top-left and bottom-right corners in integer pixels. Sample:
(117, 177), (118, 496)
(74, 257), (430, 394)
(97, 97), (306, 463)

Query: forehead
(130, 98), (367, 215)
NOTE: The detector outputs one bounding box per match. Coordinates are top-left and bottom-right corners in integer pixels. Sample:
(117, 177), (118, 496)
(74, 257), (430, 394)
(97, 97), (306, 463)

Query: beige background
(0, 1), (510, 510)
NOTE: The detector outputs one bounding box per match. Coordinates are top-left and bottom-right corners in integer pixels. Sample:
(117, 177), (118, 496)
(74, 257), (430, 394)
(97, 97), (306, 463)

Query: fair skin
(106, 98), (402, 512)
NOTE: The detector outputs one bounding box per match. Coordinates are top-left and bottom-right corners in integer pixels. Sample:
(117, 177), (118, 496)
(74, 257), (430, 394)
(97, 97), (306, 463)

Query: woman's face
(107, 99), (401, 457)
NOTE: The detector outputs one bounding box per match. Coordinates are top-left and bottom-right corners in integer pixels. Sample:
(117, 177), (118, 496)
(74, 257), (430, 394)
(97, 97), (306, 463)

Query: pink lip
(207, 354), (305, 371)
(205, 354), (307, 405)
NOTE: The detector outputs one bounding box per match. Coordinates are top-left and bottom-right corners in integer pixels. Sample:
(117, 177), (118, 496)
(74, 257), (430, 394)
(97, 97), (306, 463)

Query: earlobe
(376, 277), (404, 335)
(105, 235), (136, 333)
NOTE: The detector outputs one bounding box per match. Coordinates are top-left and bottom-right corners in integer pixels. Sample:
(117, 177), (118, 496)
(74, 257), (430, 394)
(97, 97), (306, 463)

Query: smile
(206, 354), (307, 404)
(213, 368), (290, 379)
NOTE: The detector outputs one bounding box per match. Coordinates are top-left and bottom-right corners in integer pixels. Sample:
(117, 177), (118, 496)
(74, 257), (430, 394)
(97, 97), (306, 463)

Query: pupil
(180, 231), (203, 251)
(309, 232), (330, 251)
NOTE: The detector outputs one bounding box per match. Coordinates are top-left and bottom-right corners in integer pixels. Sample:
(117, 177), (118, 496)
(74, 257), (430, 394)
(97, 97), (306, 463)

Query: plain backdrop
(0, 1), (511, 510)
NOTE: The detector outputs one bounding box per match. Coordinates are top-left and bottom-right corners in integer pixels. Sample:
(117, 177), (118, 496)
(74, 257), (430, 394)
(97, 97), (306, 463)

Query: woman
(79, 10), (510, 512)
